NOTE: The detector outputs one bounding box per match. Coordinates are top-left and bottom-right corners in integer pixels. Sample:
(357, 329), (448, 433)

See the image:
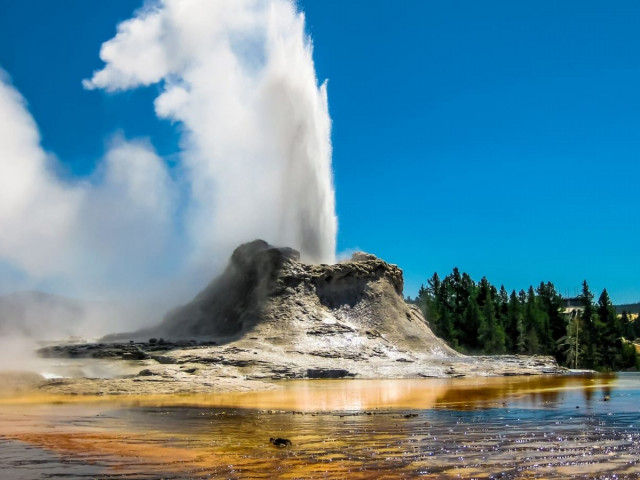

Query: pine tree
(516, 289), (528, 353)
(516, 310), (527, 354)
(621, 311), (636, 341)
(536, 281), (565, 353)
(557, 311), (581, 369)
(505, 290), (521, 352)
(450, 269), (474, 346)
(597, 289), (623, 370)
(462, 293), (482, 351)
(478, 287), (506, 354)
(578, 281), (600, 369)
(439, 307), (458, 348)
(421, 274), (441, 332)
(497, 285), (509, 328)
(523, 286), (544, 354)
(634, 313), (640, 339)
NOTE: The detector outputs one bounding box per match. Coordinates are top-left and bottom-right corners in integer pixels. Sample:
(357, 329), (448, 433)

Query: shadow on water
(1, 373), (639, 478)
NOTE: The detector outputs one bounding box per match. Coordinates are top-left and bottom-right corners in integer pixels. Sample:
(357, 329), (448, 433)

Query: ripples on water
(1, 373), (639, 479)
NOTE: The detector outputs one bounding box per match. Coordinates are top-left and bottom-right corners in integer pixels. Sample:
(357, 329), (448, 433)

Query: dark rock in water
(269, 437), (292, 448)
(306, 368), (354, 379)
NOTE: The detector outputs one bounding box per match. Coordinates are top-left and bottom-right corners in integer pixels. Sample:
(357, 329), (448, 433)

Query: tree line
(409, 268), (640, 371)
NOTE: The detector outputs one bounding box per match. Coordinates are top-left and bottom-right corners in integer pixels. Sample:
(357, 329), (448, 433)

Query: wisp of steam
(0, 0), (337, 341)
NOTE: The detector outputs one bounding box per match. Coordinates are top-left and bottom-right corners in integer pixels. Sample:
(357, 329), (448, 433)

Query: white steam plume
(0, 0), (336, 337)
(0, 73), (179, 334)
(85, 0), (337, 266)
(0, 76), (176, 292)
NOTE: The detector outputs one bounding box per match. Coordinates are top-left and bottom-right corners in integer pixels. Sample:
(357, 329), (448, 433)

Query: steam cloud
(0, 0), (336, 335)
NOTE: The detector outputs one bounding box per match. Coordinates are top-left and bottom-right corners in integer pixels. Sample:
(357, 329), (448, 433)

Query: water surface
(1, 374), (639, 478)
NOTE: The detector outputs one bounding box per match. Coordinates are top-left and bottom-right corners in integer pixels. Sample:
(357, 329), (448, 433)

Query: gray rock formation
(128, 239), (455, 358)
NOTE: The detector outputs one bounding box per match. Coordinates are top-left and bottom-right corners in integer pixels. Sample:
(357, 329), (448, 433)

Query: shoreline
(0, 372), (610, 414)
(0, 356), (581, 408)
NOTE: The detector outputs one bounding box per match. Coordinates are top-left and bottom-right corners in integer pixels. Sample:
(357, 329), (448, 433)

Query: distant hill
(615, 302), (640, 314)
(0, 291), (86, 339)
(0, 291), (164, 341)
(564, 298), (639, 315)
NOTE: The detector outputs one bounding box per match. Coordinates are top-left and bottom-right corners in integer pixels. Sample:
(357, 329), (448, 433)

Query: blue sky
(0, 1), (639, 303)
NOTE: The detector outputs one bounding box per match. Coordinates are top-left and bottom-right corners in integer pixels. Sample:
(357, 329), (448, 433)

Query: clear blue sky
(0, 1), (638, 303)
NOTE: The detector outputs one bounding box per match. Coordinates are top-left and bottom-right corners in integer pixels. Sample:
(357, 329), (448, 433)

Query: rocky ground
(24, 240), (567, 397)
(32, 345), (564, 397)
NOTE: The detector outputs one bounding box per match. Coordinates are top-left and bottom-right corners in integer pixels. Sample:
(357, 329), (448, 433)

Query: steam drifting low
(0, 0), (337, 333)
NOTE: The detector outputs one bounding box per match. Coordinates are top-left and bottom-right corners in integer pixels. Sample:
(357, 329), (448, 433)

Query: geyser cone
(116, 240), (457, 361)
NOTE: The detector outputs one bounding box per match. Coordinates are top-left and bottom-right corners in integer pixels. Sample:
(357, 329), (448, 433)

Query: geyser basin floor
(1, 374), (640, 479)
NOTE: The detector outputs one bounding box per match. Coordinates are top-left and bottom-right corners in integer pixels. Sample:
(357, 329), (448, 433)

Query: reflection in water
(1, 374), (639, 479)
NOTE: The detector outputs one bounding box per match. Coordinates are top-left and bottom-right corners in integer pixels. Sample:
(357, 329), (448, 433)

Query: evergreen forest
(409, 269), (640, 371)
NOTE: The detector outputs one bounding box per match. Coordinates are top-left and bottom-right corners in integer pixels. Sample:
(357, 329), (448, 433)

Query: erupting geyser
(0, 0), (337, 313)
(84, 0), (338, 265)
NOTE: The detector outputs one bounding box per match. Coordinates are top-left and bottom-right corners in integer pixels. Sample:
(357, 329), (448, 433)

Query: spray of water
(0, 0), (337, 342)
(85, 0), (337, 266)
